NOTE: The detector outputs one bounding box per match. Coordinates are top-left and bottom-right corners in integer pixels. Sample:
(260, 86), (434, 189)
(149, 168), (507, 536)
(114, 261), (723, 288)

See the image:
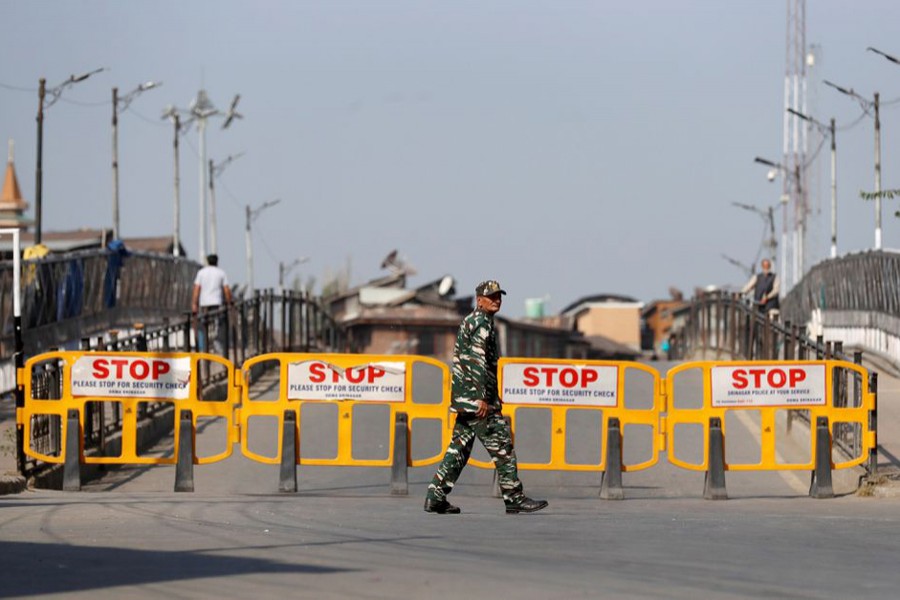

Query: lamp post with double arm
(788, 108), (837, 258)
(34, 68), (105, 244)
(112, 81), (161, 240)
(245, 198), (280, 293)
(824, 79), (881, 249)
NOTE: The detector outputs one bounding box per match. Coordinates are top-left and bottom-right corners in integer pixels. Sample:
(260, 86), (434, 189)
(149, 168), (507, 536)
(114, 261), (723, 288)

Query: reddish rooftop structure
(0, 140), (31, 231)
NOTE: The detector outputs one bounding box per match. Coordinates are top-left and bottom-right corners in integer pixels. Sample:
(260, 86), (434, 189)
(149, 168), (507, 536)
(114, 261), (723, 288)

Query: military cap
(475, 280), (507, 296)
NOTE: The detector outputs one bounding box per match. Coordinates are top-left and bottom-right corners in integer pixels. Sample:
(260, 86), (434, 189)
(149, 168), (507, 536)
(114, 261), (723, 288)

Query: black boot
(505, 497), (548, 514)
(424, 498), (461, 514)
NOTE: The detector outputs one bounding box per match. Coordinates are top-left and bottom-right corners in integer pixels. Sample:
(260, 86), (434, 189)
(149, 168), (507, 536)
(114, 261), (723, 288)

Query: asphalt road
(2, 360), (899, 599)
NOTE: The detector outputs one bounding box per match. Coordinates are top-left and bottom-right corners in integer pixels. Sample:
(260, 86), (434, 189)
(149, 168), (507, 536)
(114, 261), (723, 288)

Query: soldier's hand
(475, 400), (489, 418)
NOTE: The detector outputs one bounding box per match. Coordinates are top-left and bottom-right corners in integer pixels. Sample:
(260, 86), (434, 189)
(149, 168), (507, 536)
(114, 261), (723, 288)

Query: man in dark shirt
(424, 280), (548, 515)
(741, 258), (780, 318)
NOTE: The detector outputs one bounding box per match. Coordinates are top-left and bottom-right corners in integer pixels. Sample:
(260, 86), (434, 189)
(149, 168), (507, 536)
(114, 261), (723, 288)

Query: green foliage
(860, 188), (900, 201)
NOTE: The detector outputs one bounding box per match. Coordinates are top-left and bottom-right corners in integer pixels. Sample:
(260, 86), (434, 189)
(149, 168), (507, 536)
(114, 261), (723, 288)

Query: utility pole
(35, 79), (45, 245)
(162, 106), (185, 257)
(33, 68), (105, 245)
(166, 91), (241, 260)
(172, 114), (182, 257)
(111, 81), (160, 240)
(245, 205), (251, 291)
(874, 92), (882, 249)
(825, 80), (882, 250)
(245, 199), (280, 293)
(279, 257), (310, 290)
(208, 153), (243, 256)
(789, 107), (838, 258)
(782, 0), (808, 289)
(829, 117), (837, 258)
(732, 200), (779, 264)
(112, 87), (119, 239)
(208, 159), (216, 254)
(197, 103), (208, 260)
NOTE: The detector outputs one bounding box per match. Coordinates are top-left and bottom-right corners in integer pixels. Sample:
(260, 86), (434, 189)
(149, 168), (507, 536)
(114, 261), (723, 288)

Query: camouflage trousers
(426, 412), (525, 505)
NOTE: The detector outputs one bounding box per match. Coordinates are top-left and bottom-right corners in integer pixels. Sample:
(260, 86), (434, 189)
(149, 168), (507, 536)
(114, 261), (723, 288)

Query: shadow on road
(0, 541), (355, 597)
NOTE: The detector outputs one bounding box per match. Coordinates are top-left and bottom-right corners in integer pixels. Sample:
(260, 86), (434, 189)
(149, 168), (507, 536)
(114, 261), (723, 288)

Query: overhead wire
(123, 106), (169, 128)
(218, 178), (281, 264)
(0, 81), (36, 92)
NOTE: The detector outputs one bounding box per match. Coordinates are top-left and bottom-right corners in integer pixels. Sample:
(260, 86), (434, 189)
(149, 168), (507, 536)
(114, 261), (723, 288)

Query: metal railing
(0, 248), (199, 359)
(19, 289), (347, 478)
(781, 250), (900, 322)
(671, 290), (877, 475)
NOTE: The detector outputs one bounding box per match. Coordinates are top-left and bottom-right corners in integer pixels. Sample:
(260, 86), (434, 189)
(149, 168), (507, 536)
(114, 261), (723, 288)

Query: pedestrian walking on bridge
(192, 254), (232, 355)
(742, 258), (780, 319)
(425, 279), (548, 515)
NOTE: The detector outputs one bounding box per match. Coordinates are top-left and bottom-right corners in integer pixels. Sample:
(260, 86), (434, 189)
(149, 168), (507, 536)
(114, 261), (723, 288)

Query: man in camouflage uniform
(424, 280), (549, 515)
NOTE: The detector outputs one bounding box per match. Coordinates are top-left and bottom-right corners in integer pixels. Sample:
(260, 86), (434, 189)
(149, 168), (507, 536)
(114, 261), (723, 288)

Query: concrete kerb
(0, 472), (26, 494)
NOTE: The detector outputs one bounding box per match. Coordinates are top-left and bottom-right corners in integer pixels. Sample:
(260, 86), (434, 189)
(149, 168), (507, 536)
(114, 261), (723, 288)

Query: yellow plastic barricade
(666, 360), (876, 472)
(19, 350), (237, 465)
(239, 353), (451, 467)
(492, 358), (662, 472)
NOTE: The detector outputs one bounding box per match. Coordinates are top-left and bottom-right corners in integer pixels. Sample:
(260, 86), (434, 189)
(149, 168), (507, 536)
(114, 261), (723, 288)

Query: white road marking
(733, 410), (808, 494)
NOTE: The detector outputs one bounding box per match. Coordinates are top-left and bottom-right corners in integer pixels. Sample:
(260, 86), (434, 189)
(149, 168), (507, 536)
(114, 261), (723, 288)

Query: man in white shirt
(192, 254), (232, 354)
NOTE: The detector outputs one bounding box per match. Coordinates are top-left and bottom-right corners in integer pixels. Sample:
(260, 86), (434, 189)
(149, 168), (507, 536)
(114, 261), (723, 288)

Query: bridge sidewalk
(868, 371), (900, 495)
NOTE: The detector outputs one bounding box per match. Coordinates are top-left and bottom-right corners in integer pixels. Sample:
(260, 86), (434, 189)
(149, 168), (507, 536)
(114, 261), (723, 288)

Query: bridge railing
(781, 250), (900, 322)
(0, 249), (199, 360)
(670, 290), (877, 475)
(19, 289), (348, 479)
(780, 250), (900, 371)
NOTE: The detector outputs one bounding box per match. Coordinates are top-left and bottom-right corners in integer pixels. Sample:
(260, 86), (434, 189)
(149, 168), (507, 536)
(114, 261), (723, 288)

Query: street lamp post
(731, 201), (778, 263)
(163, 92), (242, 259)
(189, 91), (242, 259)
(245, 199), (280, 293)
(161, 107), (186, 257)
(208, 153), (244, 256)
(34, 68), (104, 244)
(824, 80), (881, 250)
(279, 257), (310, 290)
(754, 157), (800, 287)
(112, 81), (161, 240)
(788, 108), (837, 258)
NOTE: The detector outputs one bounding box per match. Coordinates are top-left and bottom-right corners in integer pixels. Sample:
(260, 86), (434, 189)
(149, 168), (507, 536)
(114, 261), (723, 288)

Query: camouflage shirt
(451, 308), (500, 415)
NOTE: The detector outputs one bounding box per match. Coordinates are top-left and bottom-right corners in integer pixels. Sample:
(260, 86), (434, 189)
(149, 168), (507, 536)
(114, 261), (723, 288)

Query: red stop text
(732, 368), (807, 389)
(91, 358), (171, 380)
(309, 363), (386, 384)
(522, 366), (599, 388)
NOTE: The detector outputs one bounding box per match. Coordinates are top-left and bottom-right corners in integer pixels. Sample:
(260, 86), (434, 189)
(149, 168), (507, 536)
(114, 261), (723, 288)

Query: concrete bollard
(279, 410), (298, 493)
(600, 417), (625, 500)
(62, 409), (82, 491)
(704, 417), (728, 500)
(391, 412), (409, 496)
(809, 416), (834, 499)
(174, 410), (195, 492)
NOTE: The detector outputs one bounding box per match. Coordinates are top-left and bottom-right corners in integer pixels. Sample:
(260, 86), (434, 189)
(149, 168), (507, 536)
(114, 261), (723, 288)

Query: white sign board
(287, 360), (406, 401)
(71, 355), (192, 399)
(711, 364), (827, 407)
(501, 363), (618, 407)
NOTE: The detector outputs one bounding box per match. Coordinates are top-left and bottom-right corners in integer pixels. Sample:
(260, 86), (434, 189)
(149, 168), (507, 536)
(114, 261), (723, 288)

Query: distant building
(642, 299), (688, 350)
(328, 272), (591, 363)
(561, 294), (643, 355)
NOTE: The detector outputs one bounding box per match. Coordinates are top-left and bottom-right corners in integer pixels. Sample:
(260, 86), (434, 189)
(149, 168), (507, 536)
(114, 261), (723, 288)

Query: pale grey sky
(2, 1), (899, 315)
